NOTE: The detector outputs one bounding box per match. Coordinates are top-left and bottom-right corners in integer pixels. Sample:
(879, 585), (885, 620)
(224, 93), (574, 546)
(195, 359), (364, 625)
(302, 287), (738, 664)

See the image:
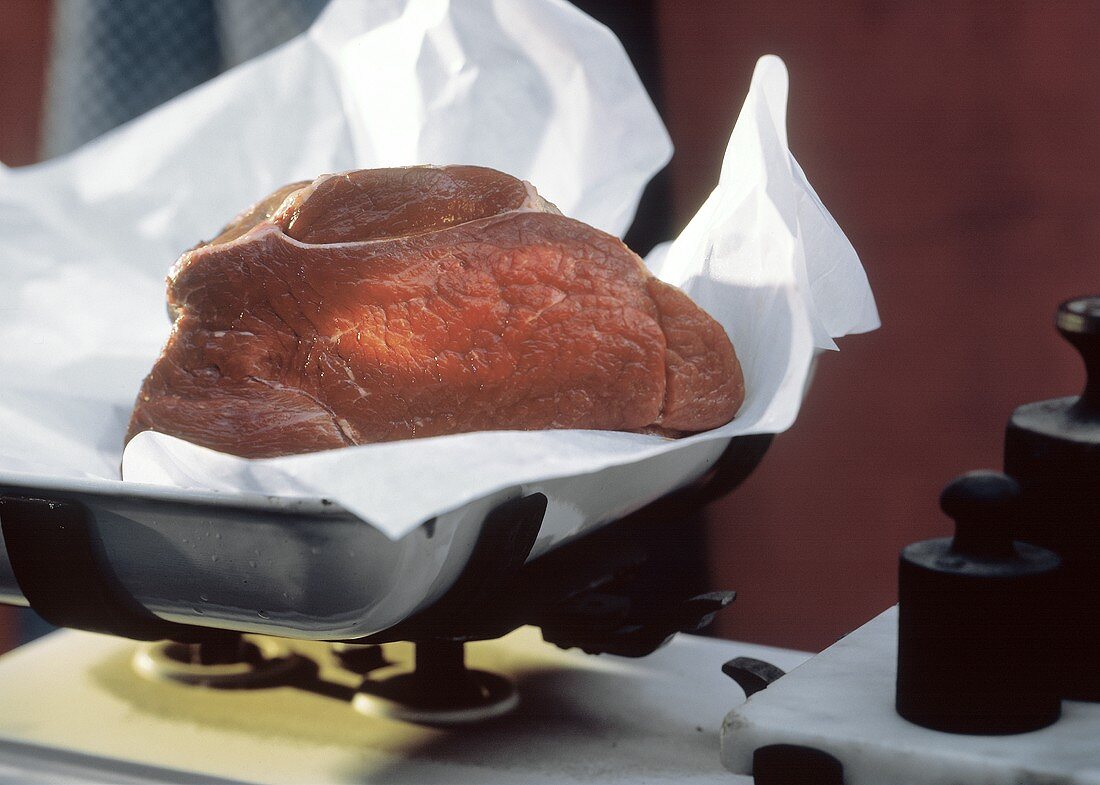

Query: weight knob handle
(1057, 296), (1100, 411)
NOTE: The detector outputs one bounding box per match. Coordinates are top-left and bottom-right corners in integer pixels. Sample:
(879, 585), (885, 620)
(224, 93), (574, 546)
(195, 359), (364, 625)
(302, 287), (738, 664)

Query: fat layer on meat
(127, 165), (744, 458)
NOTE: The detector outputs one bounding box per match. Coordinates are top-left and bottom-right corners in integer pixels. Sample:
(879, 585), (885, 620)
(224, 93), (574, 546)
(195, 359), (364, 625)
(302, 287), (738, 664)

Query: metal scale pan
(0, 434), (769, 648)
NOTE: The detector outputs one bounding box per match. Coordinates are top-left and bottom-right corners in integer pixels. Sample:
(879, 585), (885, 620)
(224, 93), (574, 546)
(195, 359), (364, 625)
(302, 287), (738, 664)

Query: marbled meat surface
(127, 166), (744, 458)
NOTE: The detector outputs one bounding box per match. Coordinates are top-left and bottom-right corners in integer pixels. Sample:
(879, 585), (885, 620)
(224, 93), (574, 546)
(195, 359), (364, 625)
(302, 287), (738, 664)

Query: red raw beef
(127, 166), (743, 458)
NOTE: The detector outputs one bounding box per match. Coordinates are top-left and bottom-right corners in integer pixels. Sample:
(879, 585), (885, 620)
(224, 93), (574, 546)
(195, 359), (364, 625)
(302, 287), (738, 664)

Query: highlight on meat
(127, 166), (744, 459)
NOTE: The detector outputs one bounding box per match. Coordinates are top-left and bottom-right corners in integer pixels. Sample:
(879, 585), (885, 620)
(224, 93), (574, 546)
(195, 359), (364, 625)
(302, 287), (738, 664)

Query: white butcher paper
(0, 0), (878, 541)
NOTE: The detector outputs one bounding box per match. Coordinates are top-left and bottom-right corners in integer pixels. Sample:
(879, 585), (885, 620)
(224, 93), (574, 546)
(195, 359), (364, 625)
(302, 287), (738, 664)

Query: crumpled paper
(0, 0), (878, 541)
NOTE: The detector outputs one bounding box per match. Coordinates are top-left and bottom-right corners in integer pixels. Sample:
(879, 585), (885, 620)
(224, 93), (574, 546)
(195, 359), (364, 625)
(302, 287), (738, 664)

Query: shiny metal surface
(0, 436), (731, 640)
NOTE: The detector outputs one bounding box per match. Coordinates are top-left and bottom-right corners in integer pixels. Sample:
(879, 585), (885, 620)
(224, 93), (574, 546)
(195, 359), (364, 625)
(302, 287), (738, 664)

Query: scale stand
(4, 435), (771, 729)
(351, 640), (517, 724)
(133, 635), (517, 724)
(132, 634), (518, 724)
(133, 636), (306, 689)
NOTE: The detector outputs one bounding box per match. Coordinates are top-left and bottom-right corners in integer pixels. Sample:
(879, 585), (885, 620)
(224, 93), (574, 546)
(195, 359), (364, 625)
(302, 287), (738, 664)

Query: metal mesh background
(43, 0), (329, 158)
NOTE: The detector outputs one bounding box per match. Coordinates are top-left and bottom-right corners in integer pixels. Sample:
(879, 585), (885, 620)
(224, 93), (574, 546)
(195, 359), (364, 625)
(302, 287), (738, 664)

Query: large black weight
(1005, 296), (1100, 701)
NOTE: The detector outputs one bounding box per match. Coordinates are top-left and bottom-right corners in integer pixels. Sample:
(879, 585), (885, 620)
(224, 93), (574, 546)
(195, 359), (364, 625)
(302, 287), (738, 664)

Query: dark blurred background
(0, 0), (1093, 654)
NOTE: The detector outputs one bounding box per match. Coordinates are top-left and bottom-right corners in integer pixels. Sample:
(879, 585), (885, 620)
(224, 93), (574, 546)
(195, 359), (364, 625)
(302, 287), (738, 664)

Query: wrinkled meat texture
(128, 165), (744, 458)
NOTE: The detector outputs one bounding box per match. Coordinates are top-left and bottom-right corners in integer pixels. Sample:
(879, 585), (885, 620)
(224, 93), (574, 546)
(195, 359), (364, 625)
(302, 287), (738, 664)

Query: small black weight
(895, 471), (1062, 735)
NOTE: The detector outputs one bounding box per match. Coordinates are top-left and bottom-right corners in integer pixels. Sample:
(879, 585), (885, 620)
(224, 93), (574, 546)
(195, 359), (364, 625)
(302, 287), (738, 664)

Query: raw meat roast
(127, 166), (744, 458)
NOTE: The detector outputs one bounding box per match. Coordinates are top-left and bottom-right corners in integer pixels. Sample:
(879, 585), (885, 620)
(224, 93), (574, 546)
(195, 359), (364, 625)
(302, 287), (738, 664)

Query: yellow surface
(0, 627), (793, 784)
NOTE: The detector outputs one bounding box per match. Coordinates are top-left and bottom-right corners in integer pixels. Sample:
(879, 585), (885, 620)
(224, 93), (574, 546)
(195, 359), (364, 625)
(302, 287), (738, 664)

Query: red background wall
(661, 1), (1098, 650)
(0, 0), (50, 653)
(0, 0), (48, 166)
(0, 2), (1096, 654)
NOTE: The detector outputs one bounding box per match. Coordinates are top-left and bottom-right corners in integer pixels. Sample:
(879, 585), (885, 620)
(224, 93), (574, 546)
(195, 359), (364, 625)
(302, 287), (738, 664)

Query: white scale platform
(722, 606), (1100, 784)
(4, 611), (1095, 784)
(0, 626), (810, 785)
